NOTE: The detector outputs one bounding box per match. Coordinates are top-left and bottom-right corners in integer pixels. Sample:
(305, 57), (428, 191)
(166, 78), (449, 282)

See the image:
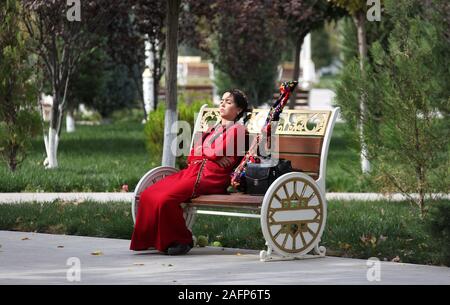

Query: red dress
(130, 122), (247, 252)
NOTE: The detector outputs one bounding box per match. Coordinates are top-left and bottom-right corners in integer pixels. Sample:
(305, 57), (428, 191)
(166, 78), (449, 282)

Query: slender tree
(135, 0), (166, 112)
(105, 0), (166, 119)
(21, 0), (124, 169)
(276, 0), (343, 108)
(329, 0), (381, 174)
(335, 0), (449, 216)
(162, 0), (181, 167)
(183, 0), (285, 105)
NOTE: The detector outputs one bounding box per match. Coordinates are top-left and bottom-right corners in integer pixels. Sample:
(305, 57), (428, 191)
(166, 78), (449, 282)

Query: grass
(325, 122), (377, 192)
(0, 122), (155, 192)
(0, 201), (133, 239)
(0, 120), (375, 193)
(0, 199), (447, 266)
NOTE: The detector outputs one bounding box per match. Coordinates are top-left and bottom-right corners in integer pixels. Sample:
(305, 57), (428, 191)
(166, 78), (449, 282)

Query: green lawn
(0, 199), (447, 266)
(0, 122), (154, 192)
(0, 120), (375, 193)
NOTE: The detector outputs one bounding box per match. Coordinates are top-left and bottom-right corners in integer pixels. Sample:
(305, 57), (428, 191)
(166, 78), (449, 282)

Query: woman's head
(219, 89), (248, 122)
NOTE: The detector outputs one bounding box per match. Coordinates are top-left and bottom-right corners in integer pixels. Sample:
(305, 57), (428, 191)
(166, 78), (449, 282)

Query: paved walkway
(0, 192), (448, 204)
(0, 231), (448, 285)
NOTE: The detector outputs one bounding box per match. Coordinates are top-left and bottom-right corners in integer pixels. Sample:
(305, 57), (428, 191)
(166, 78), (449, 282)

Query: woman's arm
(202, 124), (247, 163)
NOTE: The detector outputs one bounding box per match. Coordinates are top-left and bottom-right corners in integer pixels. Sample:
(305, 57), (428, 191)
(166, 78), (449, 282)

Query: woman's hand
(216, 157), (234, 168)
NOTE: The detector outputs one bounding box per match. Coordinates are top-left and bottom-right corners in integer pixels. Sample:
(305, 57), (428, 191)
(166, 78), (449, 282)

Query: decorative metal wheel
(132, 166), (197, 230)
(132, 166), (179, 224)
(260, 172), (327, 257)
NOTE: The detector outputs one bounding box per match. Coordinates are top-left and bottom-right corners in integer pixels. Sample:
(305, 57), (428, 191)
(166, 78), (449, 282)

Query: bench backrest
(191, 105), (340, 192)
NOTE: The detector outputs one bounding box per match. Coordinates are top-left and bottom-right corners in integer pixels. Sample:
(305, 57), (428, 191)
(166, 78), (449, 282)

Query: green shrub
(73, 108), (102, 123)
(110, 108), (145, 124)
(426, 201), (450, 265)
(144, 99), (211, 168)
(144, 103), (165, 163)
(0, 0), (41, 172)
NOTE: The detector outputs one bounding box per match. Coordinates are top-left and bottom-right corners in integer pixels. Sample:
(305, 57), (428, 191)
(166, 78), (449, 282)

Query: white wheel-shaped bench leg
(132, 166), (179, 224)
(259, 242), (274, 262)
(314, 243), (327, 257)
(260, 172), (327, 259)
(132, 166), (197, 231)
(259, 250), (268, 261)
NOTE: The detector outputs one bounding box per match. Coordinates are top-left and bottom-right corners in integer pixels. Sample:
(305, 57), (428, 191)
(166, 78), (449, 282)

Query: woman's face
(219, 92), (242, 121)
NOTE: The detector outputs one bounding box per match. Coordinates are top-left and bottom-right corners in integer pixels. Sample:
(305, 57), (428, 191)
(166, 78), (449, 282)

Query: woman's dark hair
(224, 89), (249, 123)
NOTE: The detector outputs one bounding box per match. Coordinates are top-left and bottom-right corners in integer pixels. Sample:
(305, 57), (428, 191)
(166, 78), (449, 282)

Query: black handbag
(245, 159), (292, 195)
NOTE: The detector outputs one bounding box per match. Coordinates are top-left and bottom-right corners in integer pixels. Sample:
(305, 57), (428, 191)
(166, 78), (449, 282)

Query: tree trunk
(45, 59), (69, 168)
(354, 11), (371, 174)
(7, 143), (18, 172)
(131, 64), (147, 123)
(161, 0), (180, 167)
(414, 115), (426, 218)
(290, 34), (307, 109)
(44, 86), (61, 169)
(45, 90), (62, 169)
(153, 73), (159, 111)
(44, 127), (59, 169)
(66, 109), (76, 133)
(417, 165), (426, 218)
(152, 41), (162, 111)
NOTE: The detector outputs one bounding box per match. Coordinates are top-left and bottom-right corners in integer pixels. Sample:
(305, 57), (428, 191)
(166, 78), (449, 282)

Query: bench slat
(272, 153), (320, 173)
(278, 136), (323, 155)
(190, 193), (264, 207)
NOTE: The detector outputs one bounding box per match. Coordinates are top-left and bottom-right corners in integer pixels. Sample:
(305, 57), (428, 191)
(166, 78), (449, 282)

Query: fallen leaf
(91, 250), (103, 256)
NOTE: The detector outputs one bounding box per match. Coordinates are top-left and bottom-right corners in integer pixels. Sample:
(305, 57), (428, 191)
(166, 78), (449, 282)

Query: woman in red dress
(130, 89), (249, 255)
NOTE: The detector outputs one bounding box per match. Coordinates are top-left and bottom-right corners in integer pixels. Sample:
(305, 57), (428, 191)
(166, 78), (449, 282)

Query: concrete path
(1, 192), (448, 204)
(0, 231), (448, 285)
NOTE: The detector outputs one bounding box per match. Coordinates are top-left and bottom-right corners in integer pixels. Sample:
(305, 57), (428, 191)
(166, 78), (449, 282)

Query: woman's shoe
(166, 242), (193, 255)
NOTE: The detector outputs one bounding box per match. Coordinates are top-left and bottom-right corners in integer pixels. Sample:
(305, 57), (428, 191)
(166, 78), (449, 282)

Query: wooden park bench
(132, 105), (340, 261)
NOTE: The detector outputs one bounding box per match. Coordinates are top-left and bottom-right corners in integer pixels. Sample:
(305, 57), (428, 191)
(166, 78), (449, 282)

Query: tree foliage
(0, 0), (40, 171)
(105, 0), (166, 115)
(183, 0), (342, 105)
(21, 0), (127, 168)
(183, 0), (286, 105)
(335, 0), (449, 216)
(67, 47), (137, 119)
